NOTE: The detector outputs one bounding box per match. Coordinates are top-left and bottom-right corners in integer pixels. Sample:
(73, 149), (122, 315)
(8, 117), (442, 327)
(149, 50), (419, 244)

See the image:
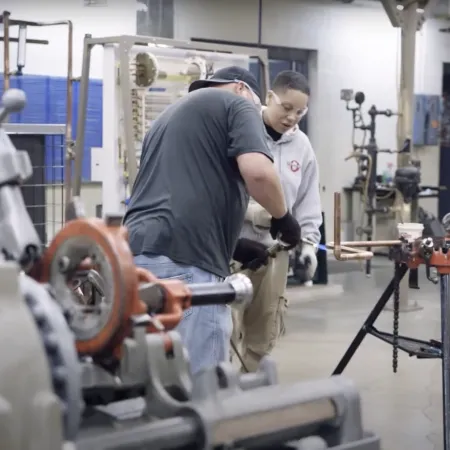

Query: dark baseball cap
(188, 66), (262, 102)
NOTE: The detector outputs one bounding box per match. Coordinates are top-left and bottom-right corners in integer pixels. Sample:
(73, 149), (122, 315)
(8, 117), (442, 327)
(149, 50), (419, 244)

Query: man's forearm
(236, 153), (287, 219)
(245, 169), (287, 219)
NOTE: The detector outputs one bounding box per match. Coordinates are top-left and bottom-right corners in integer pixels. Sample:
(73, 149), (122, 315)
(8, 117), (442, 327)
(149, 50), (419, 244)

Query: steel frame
(378, 0), (421, 310)
(379, 0), (439, 29)
(1, 10), (74, 207)
(380, 0), (403, 27)
(3, 123), (66, 135)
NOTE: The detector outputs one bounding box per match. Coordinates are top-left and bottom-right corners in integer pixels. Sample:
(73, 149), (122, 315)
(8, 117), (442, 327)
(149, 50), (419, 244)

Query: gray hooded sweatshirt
(240, 122), (322, 247)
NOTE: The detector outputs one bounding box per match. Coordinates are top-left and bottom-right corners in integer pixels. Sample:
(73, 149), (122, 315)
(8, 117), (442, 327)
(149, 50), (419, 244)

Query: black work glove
(233, 238), (269, 270)
(270, 211), (301, 250)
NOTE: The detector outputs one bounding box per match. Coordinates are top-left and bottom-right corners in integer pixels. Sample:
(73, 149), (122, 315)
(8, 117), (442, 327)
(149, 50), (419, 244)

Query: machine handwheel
(40, 218), (142, 356)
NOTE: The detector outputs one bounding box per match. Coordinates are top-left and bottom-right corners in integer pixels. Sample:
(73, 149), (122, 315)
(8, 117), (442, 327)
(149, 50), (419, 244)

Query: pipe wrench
(241, 241), (290, 272)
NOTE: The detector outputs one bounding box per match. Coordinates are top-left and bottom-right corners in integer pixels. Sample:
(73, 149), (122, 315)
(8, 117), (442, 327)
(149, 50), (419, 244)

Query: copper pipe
(333, 240), (401, 248)
(334, 192), (340, 255)
(335, 249), (373, 261)
(3, 11), (11, 92)
(327, 244), (369, 254)
(333, 192), (373, 261)
(2, 15), (74, 93)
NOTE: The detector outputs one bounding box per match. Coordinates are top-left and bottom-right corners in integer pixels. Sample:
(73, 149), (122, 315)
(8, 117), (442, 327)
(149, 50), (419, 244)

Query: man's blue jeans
(133, 254), (233, 375)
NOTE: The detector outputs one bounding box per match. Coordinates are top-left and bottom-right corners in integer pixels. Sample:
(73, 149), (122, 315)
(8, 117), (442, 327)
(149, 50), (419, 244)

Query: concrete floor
(274, 258), (444, 450)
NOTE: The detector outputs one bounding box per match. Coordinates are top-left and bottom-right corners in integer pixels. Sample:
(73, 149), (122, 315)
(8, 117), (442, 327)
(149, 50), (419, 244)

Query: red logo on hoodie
(289, 160), (300, 173)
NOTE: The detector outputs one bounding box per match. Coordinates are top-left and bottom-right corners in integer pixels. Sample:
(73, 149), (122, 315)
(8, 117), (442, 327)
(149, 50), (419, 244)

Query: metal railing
(5, 123), (66, 245)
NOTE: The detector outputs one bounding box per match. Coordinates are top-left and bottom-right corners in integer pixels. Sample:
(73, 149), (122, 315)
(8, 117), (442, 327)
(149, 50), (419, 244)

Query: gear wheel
(20, 274), (82, 441)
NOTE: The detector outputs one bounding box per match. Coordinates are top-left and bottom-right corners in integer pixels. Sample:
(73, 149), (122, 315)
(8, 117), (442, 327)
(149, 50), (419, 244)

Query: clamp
(418, 237), (439, 284)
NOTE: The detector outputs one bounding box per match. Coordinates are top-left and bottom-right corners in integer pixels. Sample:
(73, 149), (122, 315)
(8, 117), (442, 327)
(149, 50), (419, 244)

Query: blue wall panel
(48, 77), (70, 124)
(19, 76), (50, 124)
(413, 93), (442, 146)
(0, 74), (103, 183)
(425, 95), (441, 146)
(46, 76), (71, 183)
(71, 79), (103, 182)
(413, 94), (426, 146)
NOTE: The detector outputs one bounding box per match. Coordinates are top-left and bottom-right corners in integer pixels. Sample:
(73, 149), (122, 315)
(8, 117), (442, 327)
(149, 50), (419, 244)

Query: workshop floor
(275, 257), (443, 450)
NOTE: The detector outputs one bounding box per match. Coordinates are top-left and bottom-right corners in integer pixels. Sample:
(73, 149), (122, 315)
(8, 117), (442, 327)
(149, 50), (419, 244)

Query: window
(136, 0), (174, 38)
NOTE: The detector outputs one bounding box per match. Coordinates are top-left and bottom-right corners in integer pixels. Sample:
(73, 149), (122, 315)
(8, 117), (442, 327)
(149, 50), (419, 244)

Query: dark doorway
(191, 38), (310, 134)
(9, 134), (47, 244)
(249, 57), (309, 134)
(136, 0), (174, 38)
(439, 63), (450, 219)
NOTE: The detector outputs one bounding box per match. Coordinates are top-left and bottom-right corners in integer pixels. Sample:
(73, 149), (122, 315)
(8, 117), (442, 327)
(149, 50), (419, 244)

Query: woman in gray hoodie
(232, 71), (323, 372)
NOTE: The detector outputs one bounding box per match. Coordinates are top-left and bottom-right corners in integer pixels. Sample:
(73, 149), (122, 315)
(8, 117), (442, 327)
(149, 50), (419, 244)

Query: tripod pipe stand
(329, 192), (450, 450)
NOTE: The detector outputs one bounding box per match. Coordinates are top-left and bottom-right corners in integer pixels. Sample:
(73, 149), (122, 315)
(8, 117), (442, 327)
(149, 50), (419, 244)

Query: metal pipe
(396, 2), (420, 311)
(64, 20), (74, 208)
(333, 192), (373, 261)
(72, 35), (93, 199)
(335, 250), (373, 261)
(3, 11), (11, 92)
(76, 416), (199, 450)
(440, 273), (450, 450)
(327, 244), (371, 254)
(257, 0), (262, 46)
(0, 37), (48, 45)
(16, 25), (27, 73)
(334, 240), (401, 248)
(334, 192), (340, 255)
(119, 38), (139, 190)
(340, 245), (363, 254)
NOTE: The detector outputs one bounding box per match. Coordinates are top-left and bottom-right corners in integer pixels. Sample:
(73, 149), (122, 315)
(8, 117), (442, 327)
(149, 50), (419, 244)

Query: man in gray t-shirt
(124, 66), (301, 375)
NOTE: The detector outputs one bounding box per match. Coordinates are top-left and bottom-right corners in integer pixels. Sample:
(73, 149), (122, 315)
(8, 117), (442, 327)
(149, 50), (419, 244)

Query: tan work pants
(231, 251), (290, 372)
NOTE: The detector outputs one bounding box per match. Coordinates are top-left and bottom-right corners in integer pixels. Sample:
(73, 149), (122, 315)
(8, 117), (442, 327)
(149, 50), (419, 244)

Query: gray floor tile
(272, 258), (446, 450)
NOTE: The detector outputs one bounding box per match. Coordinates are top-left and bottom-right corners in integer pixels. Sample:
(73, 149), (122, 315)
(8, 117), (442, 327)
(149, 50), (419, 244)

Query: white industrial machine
(71, 35), (267, 217)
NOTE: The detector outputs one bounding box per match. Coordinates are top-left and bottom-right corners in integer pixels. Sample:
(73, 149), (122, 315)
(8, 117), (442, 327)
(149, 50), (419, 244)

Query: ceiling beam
(379, 0), (439, 29)
(380, 0), (402, 27)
